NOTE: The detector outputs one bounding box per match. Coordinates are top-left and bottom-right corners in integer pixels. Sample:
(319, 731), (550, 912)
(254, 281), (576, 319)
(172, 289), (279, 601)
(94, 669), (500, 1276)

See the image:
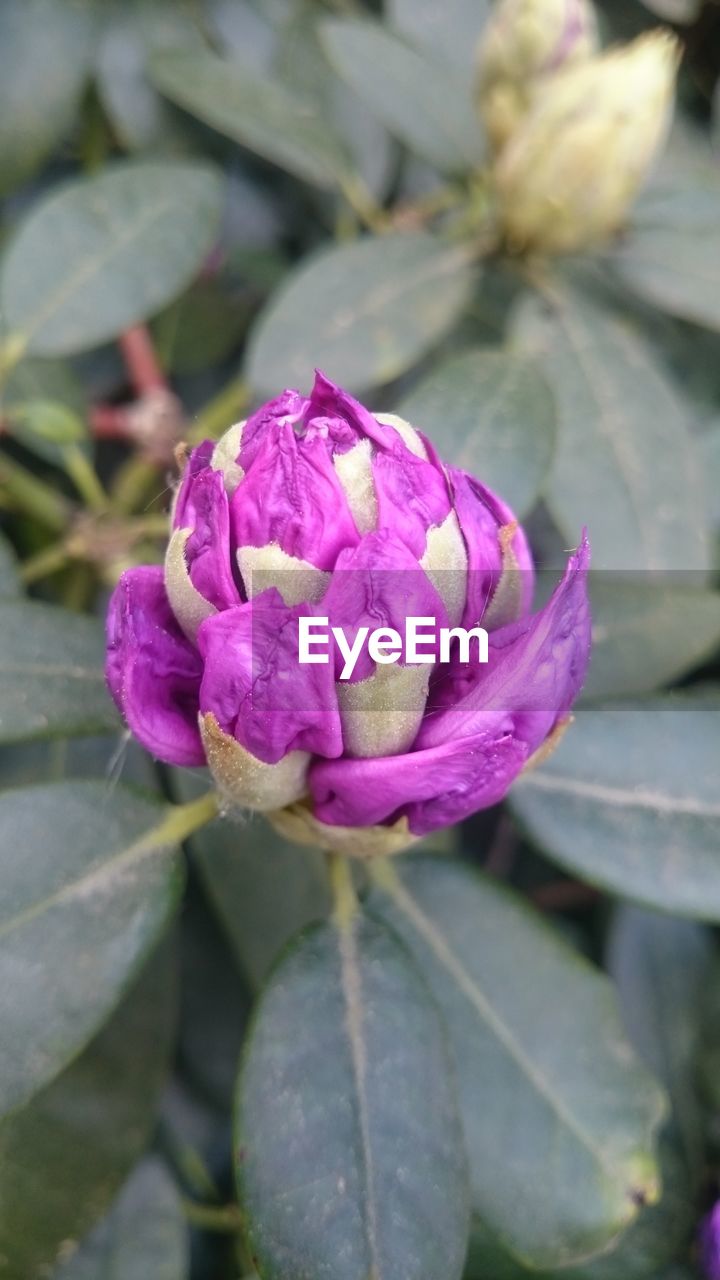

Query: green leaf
(388, 0), (491, 76)
(0, 781), (184, 1118)
(0, 160), (223, 356)
(368, 857), (666, 1269)
(0, 533), (20, 598)
(0, 942), (176, 1279)
(608, 904), (713, 1176)
(6, 399), (89, 468)
(0, 0), (96, 197)
(703, 427), (720, 528)
(320, 19), (484, 173)
(150, 47), (348, 190)
(395, 349), (556, 517)
(613, 184), (720, 332)
(237, 911), (470, 1280)
(582, 578), (720, 702)
(0, 600), (118, 743)
(511, 702), (720, 919)
(512, 284), (710, 570)
(246, 233), (474, 395)
(54, 1158), (189, 1280)
(175, 767), (330, 988)
(638, 0), (701, 18)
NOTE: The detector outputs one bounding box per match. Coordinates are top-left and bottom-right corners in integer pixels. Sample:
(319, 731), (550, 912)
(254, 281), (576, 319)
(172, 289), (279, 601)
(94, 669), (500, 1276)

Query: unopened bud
(494, 30), (680, 255)
(477, 0), (599, 152)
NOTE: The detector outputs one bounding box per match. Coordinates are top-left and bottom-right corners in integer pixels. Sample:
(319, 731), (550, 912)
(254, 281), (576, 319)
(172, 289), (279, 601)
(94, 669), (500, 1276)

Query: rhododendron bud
(477, 0), (599, 153)
(494, 30), (680, 254)
(106, 372), (591, 857)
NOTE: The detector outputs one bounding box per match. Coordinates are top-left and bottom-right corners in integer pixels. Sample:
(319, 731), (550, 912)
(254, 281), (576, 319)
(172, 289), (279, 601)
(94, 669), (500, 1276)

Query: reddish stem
(89, 404), (133, 440)
(118, 326), (167, 395)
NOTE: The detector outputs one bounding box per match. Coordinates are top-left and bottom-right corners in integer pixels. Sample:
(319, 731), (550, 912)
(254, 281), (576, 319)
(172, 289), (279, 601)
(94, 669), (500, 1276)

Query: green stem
(181, 1199), (244, 1234)
(20, 541), (71, 584)
(110, 455), (163, 516)
(339, 174), (388, 234)
(327, 851), (359, 927)
(0, 333), (27, 389)
(156, 790), (219, 845)
(62, 445), (109, 512)
(0, 452), (72, 532)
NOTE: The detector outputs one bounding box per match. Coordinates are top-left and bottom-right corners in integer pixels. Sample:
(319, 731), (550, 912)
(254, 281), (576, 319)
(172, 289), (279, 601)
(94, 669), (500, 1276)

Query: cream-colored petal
(210, 419), (246, 494)
(237, 544), (330, 605)
(165, 527), (216, 644)
(374, 411), (428, 459)
(268, 801), (416, 859)
(201, 713), (309, 812)
(420, 511), (468, 627)
(338, 663), (430, 759)
(333, 437), (377, 534)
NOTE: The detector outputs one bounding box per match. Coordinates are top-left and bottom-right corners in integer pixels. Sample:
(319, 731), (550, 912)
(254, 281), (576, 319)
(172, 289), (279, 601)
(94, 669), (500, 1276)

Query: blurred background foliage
(0, 0), (719, 1278)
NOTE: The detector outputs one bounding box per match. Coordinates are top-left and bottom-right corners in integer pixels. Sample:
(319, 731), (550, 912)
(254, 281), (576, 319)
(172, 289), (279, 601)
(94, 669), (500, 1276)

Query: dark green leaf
(614, 185), (720, 332)
(0, 534), (20, 598)
(396, 349), (556, 516)
(237, 912), (470, 1280)
(54, 1158), (189, 1280)
(0, 0), (96, 196)
(320, 19), (484, 173)
(0, 781), (183, 1118)
(0, 600), (118, 743)
(152, 278), (248, 374)
(368, 857), (666, 1269)
(583, 578), (720, 702)
(1, 161), (223, 356)
(150, 48), (348, 190)
(246, 233), (474, 395)
(608, 904), (713, 1176)
(0, 942), (176, 1280)
(388, 0), (490, 76)
(512, 284), (710, 570)
(512, 702), (720, 918)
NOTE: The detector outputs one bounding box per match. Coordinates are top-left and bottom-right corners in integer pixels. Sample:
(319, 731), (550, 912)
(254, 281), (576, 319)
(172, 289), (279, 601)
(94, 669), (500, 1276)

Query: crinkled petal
(197, 590), (343, 764)
(371, 444), (452, 561)
(231, 422), (359, 573)
(237, 388), (307, 471)
(309, 730), (527, 835)
(173, 467), (241, 612)
(449, 466), (534, 629)
(420, 533), (591, 754)
(171, 439), (214, 530)
(105, 566), (204, 767)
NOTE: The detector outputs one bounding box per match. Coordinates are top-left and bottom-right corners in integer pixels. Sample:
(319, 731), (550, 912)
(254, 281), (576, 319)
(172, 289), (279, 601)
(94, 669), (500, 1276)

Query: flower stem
(0, 452), (72, 532)
(20, 541), (71, 584)
(181, 1199), (244, 1234)
(62, 445), (109, 513)
(328, 851), (359, 927)
(188, 375), (250, 444)
(156, 790), (220, 845)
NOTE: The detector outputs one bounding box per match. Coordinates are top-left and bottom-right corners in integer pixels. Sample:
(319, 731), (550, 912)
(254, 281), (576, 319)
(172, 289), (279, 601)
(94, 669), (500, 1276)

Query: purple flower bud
(106, 372), (591, 850)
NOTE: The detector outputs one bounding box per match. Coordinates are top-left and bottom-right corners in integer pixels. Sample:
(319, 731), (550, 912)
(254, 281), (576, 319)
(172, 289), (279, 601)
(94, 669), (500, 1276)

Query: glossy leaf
(54, 1158), (189, 1280)
(368, 857), (666, 1269)
(180, 786), (330, 988)
(614, 185), (720, 332)
(396, 349), (556, 516)
(512, 702), (720, 918)
(320, 19), (484, 173)
(0, 943), (176, 1279)
(608, 904), (713, 1175)
(583, 578), (720, 701)
(0, 781), (183, 1117)
(237, 912), (470, 1280)
(0, 0), (96, 197)
(0, 600), (118, 743)
(0, 534), (20, 599)
(512, 285), (710, 570)
(0, 161), (223, 356)
(150, 48), (348, 190)
(389, 0), (491, 76)
(246, 232), (474, 395)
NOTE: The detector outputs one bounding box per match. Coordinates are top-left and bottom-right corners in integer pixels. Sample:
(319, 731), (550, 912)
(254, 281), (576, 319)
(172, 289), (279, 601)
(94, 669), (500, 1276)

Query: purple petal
(230, 422), (360, 572)
(105, 566), (204, 767)
(174, 468), (241, 611)
(449, 467), (534, 629)
(197, 590), (343, 764)
(172, 439), (214, 530)
(700, 1203), (720, 1280)
(306, 370), (399, 452)
(420, 533), (591, 754)
(309, 729), (527, 834)
(371, 443), (452, 561)
(237, 388), (308, 471)
(322, 531), (449, 683)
